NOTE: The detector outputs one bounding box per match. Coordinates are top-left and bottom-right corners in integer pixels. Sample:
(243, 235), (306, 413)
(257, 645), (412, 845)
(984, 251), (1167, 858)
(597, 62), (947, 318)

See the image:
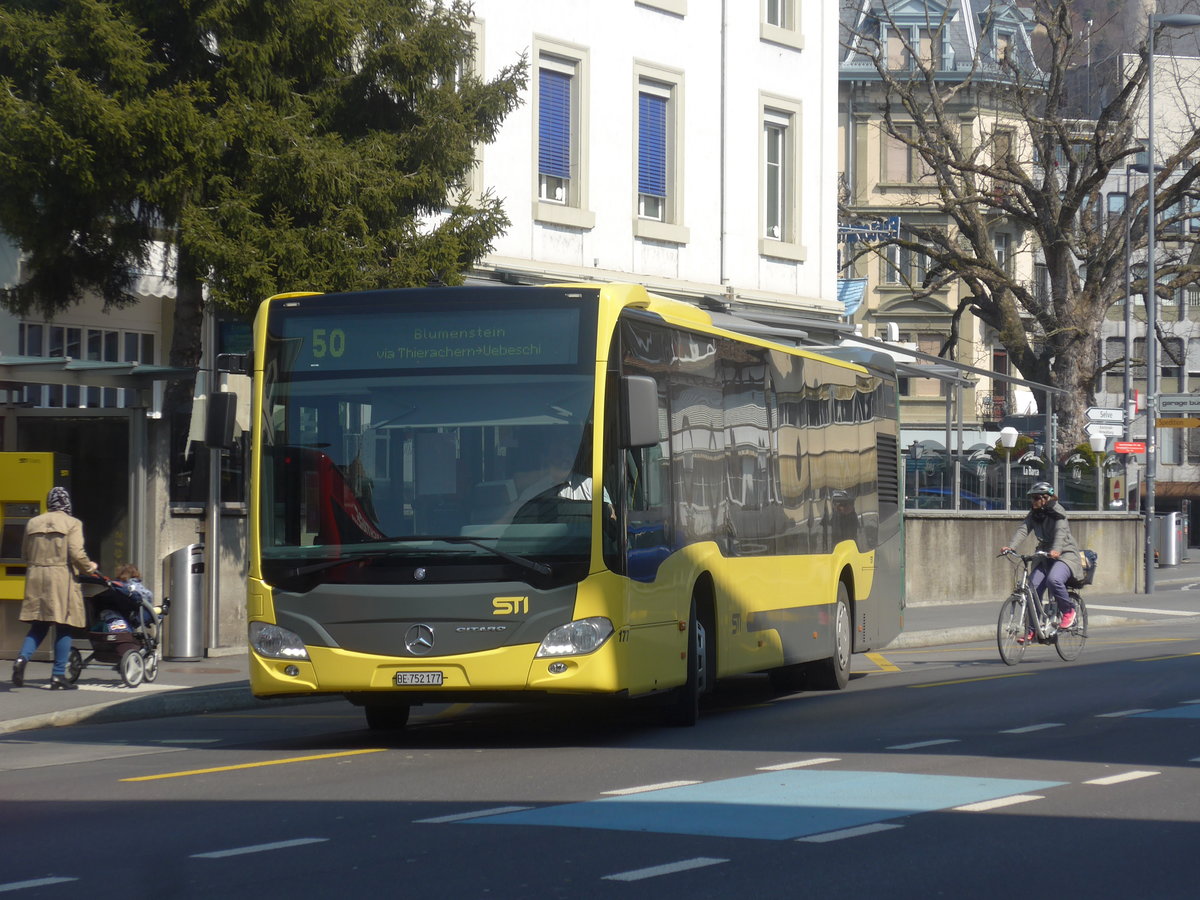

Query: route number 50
(312, 328), (346, 358)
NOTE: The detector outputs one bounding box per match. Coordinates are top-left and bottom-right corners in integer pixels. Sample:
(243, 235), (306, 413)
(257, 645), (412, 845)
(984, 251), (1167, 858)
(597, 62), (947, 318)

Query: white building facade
(469, 0), (843, 330)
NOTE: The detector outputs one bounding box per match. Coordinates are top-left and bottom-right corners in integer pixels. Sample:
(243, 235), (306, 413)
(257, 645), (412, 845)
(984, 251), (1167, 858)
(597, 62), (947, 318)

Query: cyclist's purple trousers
(1030, 559), (1075, 613)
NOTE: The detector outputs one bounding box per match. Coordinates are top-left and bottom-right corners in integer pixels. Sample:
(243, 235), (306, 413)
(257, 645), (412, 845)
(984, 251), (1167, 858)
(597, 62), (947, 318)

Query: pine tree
(0, 0), (527, 372)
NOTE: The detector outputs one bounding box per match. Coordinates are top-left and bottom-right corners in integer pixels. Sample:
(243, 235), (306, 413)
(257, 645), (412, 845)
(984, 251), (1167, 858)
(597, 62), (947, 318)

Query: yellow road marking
(434, 703), (473, 719)
(119, 748), (387, 782)
(910, 672), (1035, 688)
(865, 652), (900, 673)
(1134, 651), (1200, 662)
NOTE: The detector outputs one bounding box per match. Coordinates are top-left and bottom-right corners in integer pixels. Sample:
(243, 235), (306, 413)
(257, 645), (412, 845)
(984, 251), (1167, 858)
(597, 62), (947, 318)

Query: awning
(0, 355), (192, 391)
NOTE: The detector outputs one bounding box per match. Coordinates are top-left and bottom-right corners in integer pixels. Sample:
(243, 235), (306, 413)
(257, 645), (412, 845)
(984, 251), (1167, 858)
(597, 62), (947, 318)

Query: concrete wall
(905, 512), (1144, 606)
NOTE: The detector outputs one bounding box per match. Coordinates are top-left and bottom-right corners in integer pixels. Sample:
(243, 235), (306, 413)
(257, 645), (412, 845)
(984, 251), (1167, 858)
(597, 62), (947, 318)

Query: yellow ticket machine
(1, 453), (71, 656)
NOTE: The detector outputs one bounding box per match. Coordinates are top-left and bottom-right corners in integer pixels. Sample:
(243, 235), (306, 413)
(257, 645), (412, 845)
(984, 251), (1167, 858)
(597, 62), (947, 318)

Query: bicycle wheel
(997, 594), (1029, 665)
(1055, 596), (1088, 661)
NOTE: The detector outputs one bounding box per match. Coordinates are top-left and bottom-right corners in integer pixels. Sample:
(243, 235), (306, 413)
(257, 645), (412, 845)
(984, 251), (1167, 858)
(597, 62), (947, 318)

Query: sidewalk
(4, 559), (1200, 736)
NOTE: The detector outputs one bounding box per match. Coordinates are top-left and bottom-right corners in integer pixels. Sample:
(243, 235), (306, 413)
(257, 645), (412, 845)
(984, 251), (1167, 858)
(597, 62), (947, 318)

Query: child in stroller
(69, 565), (167, 687)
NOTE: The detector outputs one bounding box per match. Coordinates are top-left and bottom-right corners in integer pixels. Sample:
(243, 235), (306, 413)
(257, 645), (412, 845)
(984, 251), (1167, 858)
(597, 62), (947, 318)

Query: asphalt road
(2, 616), (1198, 898)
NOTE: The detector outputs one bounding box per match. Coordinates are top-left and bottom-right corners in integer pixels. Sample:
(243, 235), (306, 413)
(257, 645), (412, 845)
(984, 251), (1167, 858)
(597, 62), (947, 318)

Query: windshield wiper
(283, 536), (551, 578)
(386, 535), (552, 576)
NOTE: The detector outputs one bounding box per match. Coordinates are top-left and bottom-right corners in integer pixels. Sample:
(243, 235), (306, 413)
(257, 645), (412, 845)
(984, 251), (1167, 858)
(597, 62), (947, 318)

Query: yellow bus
(242, 283), (903, 729)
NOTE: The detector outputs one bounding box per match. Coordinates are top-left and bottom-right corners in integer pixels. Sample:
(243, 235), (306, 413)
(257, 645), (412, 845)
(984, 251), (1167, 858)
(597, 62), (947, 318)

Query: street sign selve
(1085, 406), (1123, 423)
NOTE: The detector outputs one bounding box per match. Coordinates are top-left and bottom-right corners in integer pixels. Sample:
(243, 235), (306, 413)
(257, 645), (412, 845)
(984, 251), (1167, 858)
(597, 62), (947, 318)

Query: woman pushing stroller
(12, 487), (97, 690)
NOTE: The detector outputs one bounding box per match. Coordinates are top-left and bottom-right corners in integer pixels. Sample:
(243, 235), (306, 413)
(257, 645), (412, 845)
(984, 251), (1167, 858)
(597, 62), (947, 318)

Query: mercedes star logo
(405, 623), (435, 655)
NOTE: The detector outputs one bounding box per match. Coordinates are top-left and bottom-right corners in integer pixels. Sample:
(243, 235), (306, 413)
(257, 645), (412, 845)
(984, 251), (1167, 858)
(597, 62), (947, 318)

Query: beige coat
(20, 510), (97, 628)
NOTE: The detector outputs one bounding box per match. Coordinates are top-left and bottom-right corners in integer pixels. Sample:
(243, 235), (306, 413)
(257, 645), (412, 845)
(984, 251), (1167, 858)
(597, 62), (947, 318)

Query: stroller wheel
(67, 649), (83, 684)
(120, 650), (145, 688)
(144, 652), (159, 683)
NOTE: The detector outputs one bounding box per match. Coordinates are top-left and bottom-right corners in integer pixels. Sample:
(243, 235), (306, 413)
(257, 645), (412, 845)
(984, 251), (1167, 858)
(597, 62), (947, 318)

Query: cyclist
(1001, 482), (1083, 639)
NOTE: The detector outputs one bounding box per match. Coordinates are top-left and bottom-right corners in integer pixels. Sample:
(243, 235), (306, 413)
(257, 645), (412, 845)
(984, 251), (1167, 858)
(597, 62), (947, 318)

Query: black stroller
(67, 573), (167, 687)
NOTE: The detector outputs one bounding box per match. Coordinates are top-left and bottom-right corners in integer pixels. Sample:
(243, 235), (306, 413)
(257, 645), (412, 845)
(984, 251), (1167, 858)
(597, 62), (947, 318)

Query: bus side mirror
(204, 391), (238, 450)
(620, 375), (659, 449)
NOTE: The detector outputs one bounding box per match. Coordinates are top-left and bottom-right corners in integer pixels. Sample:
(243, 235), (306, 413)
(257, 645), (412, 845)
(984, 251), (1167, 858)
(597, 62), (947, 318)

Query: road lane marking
(886, 739), (959, 750)
(910, 673), (1035, 688)
(954, 794), (1044, 812)
(119, 748), (387, 781)
(602, 781), (702, 795)
(1084, 770), (1160, 786)
(757, 758), (841, 771)
(603, 857), (728, 882)
(798, 823), (903, 843)
(865, 652), (900, 672)
(1135, 651), (1200, 662)
(0, 877), (78, 892)
(192, 838), (327, 859)
(415, 806), (533, 823)
(1000, 723), (1064, 734)
(1090, 604), (1200, 617)
(1095, 709), (1153, 718)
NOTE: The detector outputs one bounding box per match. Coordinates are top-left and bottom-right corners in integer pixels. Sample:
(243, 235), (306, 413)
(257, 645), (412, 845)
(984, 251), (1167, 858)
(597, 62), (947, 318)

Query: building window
(534, 39), (594, 229)
(633, 64), (688, 244)
(884, 24), (944, 71)
(538, 64), (572, 204)
(884, 124), (933, 183)
(761, 0), (802, 50)
(994, 232), (1013, 275)
(898, 331), (944, 397)
(638, 88), (667, 221)
(882, 228), (928, 286)
(764, 114), (786, 238)
(1107, 191), (1126, 233)
(759, 94), (804, 261)
(18, 322), (154, 409)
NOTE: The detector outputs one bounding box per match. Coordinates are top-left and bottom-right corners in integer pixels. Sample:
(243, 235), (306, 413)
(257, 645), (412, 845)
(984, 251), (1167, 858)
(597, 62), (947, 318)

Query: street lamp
(1000, 426), (1018, 511)
(1144, 12), (1200, 593)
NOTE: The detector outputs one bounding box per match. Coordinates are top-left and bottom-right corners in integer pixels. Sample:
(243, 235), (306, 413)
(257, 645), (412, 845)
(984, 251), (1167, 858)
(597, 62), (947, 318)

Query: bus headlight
(535, 617), (614, 658)
(249, 621), (310, 660)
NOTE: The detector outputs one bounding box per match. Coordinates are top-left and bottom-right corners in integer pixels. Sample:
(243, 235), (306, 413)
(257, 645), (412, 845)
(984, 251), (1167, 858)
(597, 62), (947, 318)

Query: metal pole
(1125, 165), (1135, 512)
(205, 312), (222, 648)
(1146, 16), (1158, 594)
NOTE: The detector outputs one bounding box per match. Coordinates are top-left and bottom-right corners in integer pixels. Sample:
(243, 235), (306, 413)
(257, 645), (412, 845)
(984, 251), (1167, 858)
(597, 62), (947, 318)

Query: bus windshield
(257, 289), (600, 586)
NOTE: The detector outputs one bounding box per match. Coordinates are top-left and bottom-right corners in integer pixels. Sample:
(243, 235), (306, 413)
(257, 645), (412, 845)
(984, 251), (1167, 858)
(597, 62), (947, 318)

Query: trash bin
(162, 544), (204, 660)
(1156, 513), (1180, 568)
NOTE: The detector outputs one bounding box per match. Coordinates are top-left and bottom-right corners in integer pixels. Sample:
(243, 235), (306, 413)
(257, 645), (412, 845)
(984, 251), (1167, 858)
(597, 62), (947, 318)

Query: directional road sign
(1086, 406), (1123, 423)
(1158, 393), (1200, 414)
(1085, 422), (1124, 438)
(1156, 417), (1200, 428)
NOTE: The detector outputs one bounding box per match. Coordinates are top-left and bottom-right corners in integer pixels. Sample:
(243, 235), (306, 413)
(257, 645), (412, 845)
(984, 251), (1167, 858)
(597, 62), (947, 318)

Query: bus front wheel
(365, 703), (411, 731)
(664, 598), (707, 727)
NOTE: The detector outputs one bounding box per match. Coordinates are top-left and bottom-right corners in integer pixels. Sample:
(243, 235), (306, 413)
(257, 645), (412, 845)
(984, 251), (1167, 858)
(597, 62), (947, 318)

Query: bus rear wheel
(365, 703), (410, 731)
(806, 583), (851, 690)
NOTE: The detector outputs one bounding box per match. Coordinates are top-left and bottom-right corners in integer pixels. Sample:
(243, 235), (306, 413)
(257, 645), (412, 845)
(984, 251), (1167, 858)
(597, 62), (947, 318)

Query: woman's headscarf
(47, 486), (72, 516)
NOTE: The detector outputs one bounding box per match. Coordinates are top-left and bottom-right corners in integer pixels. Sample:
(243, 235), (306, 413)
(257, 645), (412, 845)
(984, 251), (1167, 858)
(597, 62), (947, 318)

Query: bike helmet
(1027, 481), (1055, 497)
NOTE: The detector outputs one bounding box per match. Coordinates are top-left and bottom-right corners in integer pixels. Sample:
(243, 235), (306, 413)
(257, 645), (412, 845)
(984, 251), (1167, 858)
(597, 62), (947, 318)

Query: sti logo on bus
(493, 596), (529, 615)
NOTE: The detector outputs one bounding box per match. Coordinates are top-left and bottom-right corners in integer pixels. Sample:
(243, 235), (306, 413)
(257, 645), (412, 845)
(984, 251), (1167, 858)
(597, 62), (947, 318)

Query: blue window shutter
(539, 69), (571, 180)
(638, 92), (667, 197)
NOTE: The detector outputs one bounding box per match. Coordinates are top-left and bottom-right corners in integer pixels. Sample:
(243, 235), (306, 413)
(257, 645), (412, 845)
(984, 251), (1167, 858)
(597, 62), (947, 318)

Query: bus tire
(365, 703), (410, 731)
(807, 582), (851, 690)
(664, 598), (706, 727)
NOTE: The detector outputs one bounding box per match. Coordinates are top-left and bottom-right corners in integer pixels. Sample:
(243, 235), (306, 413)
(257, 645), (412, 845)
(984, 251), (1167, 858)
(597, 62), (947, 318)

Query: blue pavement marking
(1135, 705), (1200, 719)
(473, 770), (1065, 841)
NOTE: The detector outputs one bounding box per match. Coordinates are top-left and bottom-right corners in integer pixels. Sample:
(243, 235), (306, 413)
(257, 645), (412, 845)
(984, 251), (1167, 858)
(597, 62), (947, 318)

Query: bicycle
(996, 549), (1088, 664)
